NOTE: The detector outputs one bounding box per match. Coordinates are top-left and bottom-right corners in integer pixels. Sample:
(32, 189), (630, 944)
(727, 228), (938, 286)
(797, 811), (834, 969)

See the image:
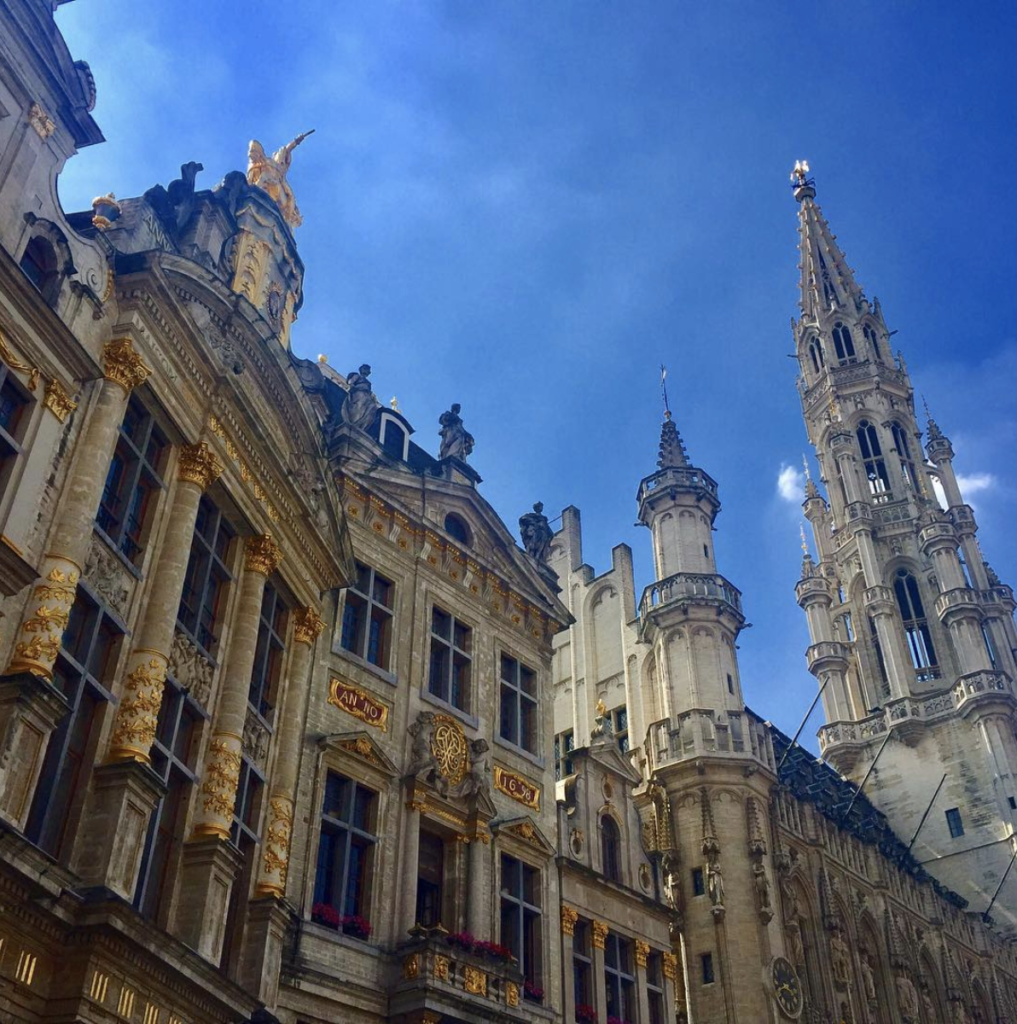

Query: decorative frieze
(84, 532), (131, 618)
(167, 631), (213, 708)
(27, 102), (55, 139)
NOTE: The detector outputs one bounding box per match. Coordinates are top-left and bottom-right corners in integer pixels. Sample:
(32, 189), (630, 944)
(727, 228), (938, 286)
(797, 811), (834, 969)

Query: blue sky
(56, 1), (1017, 745)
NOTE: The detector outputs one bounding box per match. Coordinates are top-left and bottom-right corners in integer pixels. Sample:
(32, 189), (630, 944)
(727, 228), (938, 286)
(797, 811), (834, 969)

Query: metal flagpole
(983, 845), (1017, 923)
(906, 773), (947, 852)
(776, 676), (830, 775)
(840, 728), (893, 823)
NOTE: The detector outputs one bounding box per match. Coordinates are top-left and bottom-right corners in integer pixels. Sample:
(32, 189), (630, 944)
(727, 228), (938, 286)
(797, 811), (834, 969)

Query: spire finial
(661, 364), (671, 422)
(790, 159), (815, 202)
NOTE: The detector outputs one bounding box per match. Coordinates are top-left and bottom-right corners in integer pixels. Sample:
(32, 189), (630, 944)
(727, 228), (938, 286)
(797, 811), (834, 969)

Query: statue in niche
(247, 130), (314, 227)
(439, 403), (474, 461)
(707, 856), (724, 908)
(407, 711), (438, 778)
(342, 364), (378, 431)
(662, 852), (682, 914)
(519, 502), (552, 563)
(752, 859), (772, 921)
(860, 952), (877, 1003)
(830, 931), (851, 987)
(895, 973), (919, 1022)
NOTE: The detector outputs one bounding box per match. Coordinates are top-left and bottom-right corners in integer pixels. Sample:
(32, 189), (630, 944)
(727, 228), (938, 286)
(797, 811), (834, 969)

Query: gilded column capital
(662, 951), (678, 980)
(102, 338), (152, 393)
(592, 919), (608, 949)
(42, 378), (77, 423)
(244, 532), (283, 576)
(178, 441), (224, 490)
(293, 605), (327, 645)
(635, 939), (650, 968)
(561, 905), (578, 936)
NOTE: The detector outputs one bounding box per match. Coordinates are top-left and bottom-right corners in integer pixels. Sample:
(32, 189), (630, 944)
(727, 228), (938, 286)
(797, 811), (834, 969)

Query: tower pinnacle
(658, 415), (690, 470)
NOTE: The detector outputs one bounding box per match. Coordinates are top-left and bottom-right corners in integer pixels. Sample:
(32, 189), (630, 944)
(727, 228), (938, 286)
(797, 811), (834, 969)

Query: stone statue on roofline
(439, 403), (474, 461)
(341, 364), (378, 431)
(519, 502), (552, 563)
(247, 130), (314, 228)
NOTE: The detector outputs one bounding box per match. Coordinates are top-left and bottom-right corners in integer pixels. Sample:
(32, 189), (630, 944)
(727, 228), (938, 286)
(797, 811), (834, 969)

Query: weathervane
(790, 159), (815, 190)
(661, 364), (671, 421)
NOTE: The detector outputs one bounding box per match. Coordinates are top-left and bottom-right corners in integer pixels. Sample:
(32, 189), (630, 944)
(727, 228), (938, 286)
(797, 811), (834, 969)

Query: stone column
(191, 532), (282, 841)
(254, 606), (325, 898)
(400, 799), (423, 937)
(560, 906), (578, 1023)
(106, 442), (223, 763)
(592, 919), (608, 1022)
(5, 339), (151, 679)
(73, 443), (224, 898)
(635, 940), (651, 1023)
(466, 831), (490, 936)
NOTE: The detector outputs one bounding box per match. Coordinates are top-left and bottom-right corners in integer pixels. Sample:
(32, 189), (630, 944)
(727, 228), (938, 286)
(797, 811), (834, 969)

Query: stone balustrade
(806, 640), (850, 673)
(639, 571), (742, 620)
(646, 710), (775, 773)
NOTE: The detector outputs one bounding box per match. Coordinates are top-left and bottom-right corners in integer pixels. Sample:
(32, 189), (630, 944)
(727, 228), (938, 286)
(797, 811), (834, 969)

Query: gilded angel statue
(246, 130), (314, 228)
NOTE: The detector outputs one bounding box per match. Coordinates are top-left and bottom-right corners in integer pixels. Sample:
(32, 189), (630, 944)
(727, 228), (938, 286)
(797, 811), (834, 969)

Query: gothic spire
(658, 413), (690, 470)
(791, 161), (866, 322)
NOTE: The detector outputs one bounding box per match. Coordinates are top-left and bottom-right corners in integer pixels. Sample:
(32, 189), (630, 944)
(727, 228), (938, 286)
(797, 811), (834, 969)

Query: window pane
(432, 607), (451, 640)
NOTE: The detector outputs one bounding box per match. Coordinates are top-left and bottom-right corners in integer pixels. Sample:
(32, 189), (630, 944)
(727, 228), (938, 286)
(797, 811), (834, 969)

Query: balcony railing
(639, 571), (742, 620)
(646, 710), (775, 772)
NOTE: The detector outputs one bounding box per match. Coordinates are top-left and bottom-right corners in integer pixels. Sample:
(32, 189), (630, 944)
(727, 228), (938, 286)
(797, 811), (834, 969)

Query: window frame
(600, 814), (622, 883)
(248, 579), (288, 719)
(499, 651), (538, 754)
(339, 561), (395, 671)
(554, 729), (575, 780)
(95, 395), (168, 566)
(604, 931), (636, 1020)
(573, 917), (593, 1009)
(945, 807), (964, 839)
(499, 853), (542, 989)
(427, 605), (473, 714)
(893, 568), (939, 681)
(0, 364), (33, 502)
(857, 419), (891, 501)
(647, 951), (666, 1024)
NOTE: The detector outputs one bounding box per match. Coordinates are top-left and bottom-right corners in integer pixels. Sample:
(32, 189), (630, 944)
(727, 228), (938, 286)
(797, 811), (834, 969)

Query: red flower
(311, 903), (340, 929)
(576, 1006), (598, 1024)
(340, 914), (372, 939)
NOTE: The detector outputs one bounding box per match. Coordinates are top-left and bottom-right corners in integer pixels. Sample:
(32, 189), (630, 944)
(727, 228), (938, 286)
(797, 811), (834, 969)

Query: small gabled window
(444, 512), (470, 546)
(19, 236), (60, 305)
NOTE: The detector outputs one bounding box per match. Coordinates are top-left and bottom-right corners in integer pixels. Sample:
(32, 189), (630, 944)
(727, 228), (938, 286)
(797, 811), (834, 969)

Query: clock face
(771, 957), (803, 1019)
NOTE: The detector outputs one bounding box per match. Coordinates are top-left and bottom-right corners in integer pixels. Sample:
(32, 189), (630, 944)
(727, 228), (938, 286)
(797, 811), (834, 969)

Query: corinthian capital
(293, 605), (327, 645)
(178, 441), (224, 490)
(244, 532), (283, 576)
(103, 338), (152, 392)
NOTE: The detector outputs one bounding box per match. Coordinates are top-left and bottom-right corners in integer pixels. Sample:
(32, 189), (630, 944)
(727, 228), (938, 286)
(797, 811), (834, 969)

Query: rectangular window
(248, 581), (288, 718)
(500, 854), (542, 988)
(415, 830), (445, 928)
(701, 951), (715, 985)
(0, 365), (32, 501)
(647, 951), (666, 1024)
(612, 705), (629, 753)
(499, 653), (538, 753)
(96, 396), (168, 564)
(554, 729), (575, 780)
(946, 807), (964, 838)
(726, 673), (734, 694)
(25, 591), (122, 858)
(177, 495), (234, 658)
(133, 674), (203, 921)
(573, 918), (592, 1009)
(340, 562), (394, 669)
(314, 772), (377, 921)
(692, 866), (705, 896)
(428, 606), (472, 713)
(604, 932), (636, 1021)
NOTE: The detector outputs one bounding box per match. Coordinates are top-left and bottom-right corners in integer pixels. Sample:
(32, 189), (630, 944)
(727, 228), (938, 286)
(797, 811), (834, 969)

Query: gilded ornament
(256, 795), (294, 896)
(197, 735), (242, 834)
(42, 378), (77, 422)
(493, 766), (540, 810)
(662, 952), (678, 980)
(208, 414), (281, 521)
(12, 633), (60, 674)
(293, 605), (327, 645)
(22, 604), (70, 633)
(177, 442), (224, 490)
(329, 677), (389, 731)
(430, 713), (468, 787)
(246, 131), (314, 228)
(635, 940), (650, 968)
(103, 338), (152, 393)
(592, 919), (609, 950)
(505, 981), (519, 1007)
(28, 102), (55, 139)
(433, 955), (450, 981)
(90, 193), (121, 230)
(463, 966), (487, 996)
(244, 533), (283, 576)
(402, 955), (420, 980)
(0, 327), (40, 391)
(561, 905), (578, 936)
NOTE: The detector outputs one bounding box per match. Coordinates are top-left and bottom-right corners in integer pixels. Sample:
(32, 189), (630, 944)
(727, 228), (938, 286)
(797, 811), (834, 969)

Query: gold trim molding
(494, 766), (540, 811)
(328, 677), (389, 731)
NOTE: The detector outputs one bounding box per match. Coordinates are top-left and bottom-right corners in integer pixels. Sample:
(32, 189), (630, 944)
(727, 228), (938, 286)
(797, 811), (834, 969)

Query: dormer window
(444, 512), (470, 546)
(19, 236), (60, 306)
(379, 414), (408, 461)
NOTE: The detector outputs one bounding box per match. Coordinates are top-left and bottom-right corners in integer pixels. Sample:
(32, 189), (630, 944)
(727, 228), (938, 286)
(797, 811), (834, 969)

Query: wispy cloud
(957, 472), (996, 498)
(777, 463), (805, 504)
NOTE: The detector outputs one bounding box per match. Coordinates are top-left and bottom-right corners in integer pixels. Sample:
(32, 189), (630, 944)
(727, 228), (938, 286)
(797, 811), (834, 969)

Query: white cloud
(957, 472), (996, 498)
(777, 463), (805, 504)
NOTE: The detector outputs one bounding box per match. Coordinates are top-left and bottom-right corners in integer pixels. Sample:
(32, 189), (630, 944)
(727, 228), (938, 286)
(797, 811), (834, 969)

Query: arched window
(893, 569), (938, 679)
(856, 420), (891, 499)
(817, 250), (836, 306)
(444, 512), (470, 546)
(868, 616), (890, 702)
(807, 337), (825, 375)
(890, 422), (917, 491)
(863, 323), (881, 361)
(601, 815), (621, 883)
(19, 236), (60, 305)
(832, 322), (856, 363)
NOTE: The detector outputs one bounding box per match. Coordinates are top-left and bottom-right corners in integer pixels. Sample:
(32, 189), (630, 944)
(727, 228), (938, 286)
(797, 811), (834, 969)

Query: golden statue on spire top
(247, 130), (315, 228)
